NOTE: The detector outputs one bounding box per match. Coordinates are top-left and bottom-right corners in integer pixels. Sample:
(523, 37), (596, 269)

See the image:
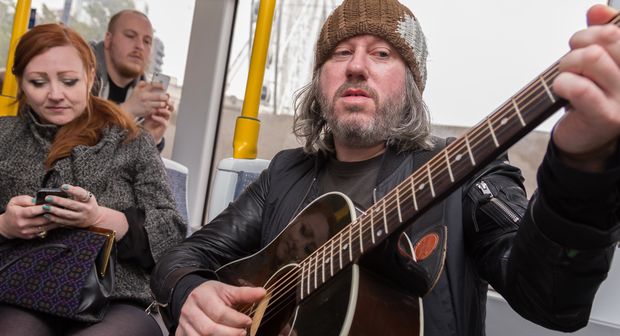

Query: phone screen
(35, 188), (68, 205)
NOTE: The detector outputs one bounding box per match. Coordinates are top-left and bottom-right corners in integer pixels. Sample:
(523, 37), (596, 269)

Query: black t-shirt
(318, 154), (383, 211)
(107, 75), (131, 104)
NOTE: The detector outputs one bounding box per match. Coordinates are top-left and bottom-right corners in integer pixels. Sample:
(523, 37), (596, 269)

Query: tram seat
(162, 157), (191, 236)
(207, 158), (270, 222)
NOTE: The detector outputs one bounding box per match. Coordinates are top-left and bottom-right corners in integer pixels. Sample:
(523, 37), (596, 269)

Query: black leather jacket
(151, 142), (620, 335)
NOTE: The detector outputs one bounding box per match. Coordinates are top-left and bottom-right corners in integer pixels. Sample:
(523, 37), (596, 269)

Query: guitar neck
(299, 13), (620, 298)
(299, 61), (567, 299)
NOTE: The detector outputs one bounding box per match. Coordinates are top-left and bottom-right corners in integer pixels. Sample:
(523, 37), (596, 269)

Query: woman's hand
(42, 184), (129, 239)
(41, 184), (103, 228)
(0, 195), (59, 239)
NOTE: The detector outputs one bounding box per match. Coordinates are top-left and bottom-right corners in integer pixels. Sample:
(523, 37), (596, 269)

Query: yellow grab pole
(232, 0), (276, 159)
(1, 0), (32, 116)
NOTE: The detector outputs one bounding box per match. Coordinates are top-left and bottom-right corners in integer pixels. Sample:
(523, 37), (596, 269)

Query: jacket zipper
(476, 180), (520, 223)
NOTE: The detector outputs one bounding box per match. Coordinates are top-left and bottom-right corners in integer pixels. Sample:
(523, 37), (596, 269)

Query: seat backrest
(207, 158), (270, 222)
(161, 157), (191, 236)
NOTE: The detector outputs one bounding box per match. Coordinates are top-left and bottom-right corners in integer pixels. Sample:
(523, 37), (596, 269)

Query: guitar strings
(249, 81), (560, 326)
(255, 15), (620, 324)
(240, 63), (561, 322)
(323, 64), (562, 275)
(242, 68), (561, 325)
(241, 14), (620, 324)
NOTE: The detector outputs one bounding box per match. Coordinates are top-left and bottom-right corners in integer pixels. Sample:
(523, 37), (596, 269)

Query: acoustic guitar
(215, 14), (620, 336)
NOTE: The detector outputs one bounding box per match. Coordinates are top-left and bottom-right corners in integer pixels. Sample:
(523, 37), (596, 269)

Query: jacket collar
(313, 143), (415, 188)
(376, 144), (414, 184)
(21, 108), (58, 147)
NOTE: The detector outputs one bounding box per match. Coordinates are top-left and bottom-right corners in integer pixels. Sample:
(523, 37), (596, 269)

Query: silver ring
(81, 191), (93, 203)
(37, 227), (47, 239)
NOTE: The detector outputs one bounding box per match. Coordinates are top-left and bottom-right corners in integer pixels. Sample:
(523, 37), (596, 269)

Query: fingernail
(45, 196), (53, 202)
(42, 204), (51, 211)
(43, 214), (51, 220)
(61, 184), (70, 190)
(31, 198), (36, 204)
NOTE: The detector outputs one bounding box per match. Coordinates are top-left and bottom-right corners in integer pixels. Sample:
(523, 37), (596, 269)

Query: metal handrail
(0, 0), (32, 116)
(232, 0), (276, 159)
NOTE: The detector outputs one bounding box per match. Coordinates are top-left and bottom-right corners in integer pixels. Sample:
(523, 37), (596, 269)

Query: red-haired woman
(0, 24), (185, 336)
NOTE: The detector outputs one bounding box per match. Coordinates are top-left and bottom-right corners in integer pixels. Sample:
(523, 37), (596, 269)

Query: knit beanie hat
(315, 0), (428, 92)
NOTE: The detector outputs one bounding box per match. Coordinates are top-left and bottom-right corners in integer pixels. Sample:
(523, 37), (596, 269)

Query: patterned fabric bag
(0, 227), (116, 322)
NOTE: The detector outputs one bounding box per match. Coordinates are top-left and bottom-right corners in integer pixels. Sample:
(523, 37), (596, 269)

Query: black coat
(151, 141), (620, 335)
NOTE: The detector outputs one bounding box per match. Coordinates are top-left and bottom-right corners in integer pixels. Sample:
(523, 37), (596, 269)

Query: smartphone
(151, 73), (170, 92)
(35, 188), (68, 205)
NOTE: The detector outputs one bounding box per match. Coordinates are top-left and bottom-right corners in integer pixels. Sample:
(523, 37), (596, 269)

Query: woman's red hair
(12, 23), (139, 169)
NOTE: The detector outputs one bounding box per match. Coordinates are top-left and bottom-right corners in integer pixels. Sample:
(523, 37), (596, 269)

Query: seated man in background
(150, 1), (620, 335)
(91, 9), (172, 151)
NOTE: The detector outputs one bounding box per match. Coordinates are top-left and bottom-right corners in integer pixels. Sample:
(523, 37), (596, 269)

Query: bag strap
(0, 243), (68, 273)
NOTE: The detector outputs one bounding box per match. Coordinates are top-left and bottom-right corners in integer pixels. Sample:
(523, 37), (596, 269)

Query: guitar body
(217, 193), (422, 336)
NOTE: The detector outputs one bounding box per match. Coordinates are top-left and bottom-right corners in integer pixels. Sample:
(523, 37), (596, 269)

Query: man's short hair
(107, 9), (151, 33)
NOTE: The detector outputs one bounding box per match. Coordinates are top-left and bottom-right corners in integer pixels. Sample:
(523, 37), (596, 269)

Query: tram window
(0, 1), (16, 90)
(215, 1), (338, 168)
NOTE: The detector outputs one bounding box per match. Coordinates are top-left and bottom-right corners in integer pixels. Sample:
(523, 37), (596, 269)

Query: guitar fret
(382, 201), (388, 234)
(305, 261), (311, 296)
(300, 262), (305, 299)
(313, 254), (318, 290)
(511, 99), (526, 126)
(444, 150), (454, 182)
(370, 207), (376, 244)
(464, 134), (476, 166)
(329, 239), (334, 276)
(426, 165), (435, 197)
(321, 249), (325, 283)
(396, 187), (403, 223)
(358, 219), (364, 253)
(486, 118), (499, 147)
(540, 76), (556, 102)
(338, 233), (343, 270)
(348, 226), (353, 261)
(410, 178), (418, 210)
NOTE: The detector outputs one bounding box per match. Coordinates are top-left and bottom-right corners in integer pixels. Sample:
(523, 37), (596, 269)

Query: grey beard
(319, 91), (406, 149)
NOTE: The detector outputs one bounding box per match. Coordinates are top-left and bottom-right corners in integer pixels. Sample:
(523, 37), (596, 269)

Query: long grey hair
(292, 67), (433, 155)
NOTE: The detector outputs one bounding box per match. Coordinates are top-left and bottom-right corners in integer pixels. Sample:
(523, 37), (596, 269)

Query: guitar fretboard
(294, 11), (620, 300)
(298, 65), (567, 299)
